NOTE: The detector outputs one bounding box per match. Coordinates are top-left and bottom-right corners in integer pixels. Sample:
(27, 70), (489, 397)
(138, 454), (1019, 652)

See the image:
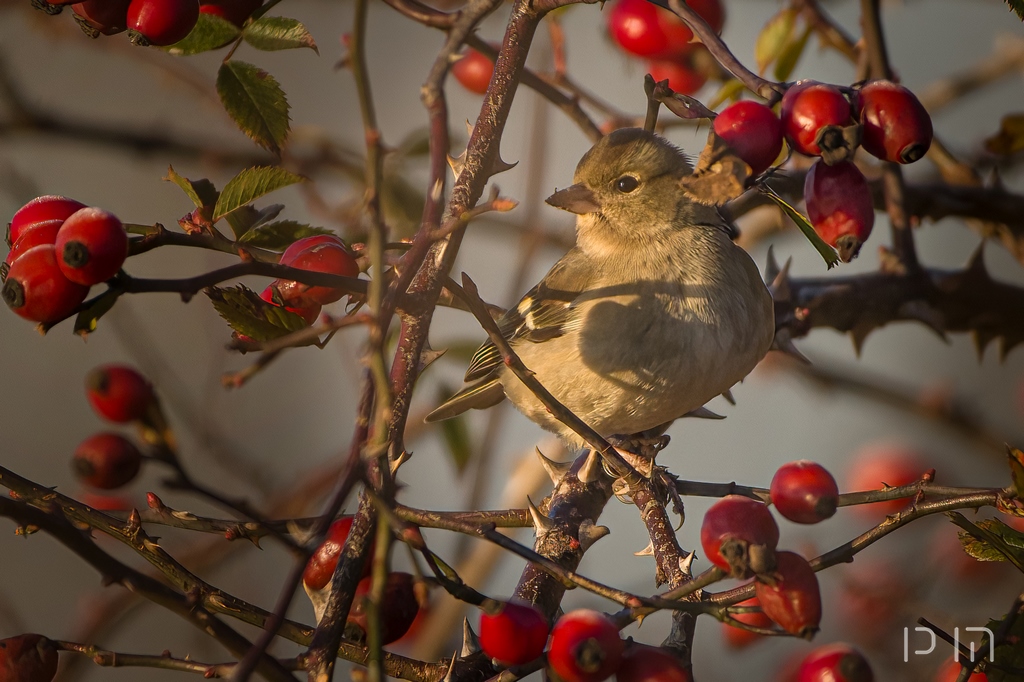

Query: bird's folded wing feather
(463, 250), (593, 382)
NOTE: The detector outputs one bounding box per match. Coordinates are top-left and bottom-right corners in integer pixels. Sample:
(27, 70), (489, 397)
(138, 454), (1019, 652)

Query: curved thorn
(536, 446), (572, 485)
(461, 618), (480, 657)
(578, 519), (610, 552)
(577, 449), (603, 484)
(764, 245), (780, 284)
(634, 541), (655, 557)
(526, 495), (554, 537)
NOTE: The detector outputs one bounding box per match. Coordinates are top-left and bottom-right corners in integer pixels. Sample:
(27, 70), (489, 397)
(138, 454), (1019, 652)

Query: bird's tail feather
(424, 378), (505, 423)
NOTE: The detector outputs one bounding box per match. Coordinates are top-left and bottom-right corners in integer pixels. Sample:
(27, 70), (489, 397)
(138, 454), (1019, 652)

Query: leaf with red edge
(164, 166), (218, 210)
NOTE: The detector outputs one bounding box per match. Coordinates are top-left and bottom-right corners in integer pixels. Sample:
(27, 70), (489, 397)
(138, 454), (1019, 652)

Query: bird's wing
(463, 250), (593, 382)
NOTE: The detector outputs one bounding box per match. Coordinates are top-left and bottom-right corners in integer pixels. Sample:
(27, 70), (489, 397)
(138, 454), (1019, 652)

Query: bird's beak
(545, 184), (601, 215)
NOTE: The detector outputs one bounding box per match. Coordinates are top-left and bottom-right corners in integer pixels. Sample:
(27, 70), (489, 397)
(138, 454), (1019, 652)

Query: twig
(709, 488), (1002, 605)
(661, 0), (783, 100)
(0, 498), (298, 682)
(55, 641), (305, 678)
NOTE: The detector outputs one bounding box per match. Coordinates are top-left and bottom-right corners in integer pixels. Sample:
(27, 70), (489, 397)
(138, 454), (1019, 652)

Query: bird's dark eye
(615, 175), (639, 193)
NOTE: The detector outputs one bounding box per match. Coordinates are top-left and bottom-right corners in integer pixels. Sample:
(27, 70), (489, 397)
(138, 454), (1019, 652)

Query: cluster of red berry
(713, 79), (932, 261)
(2, 196), (127, 323)
(71, 365), (155, 492)
(36, 0), (261, 44)
(699, 461), (837, 639)
(301, 518), (422, 644)
(245, 233), (360, 340)
(480, 602), (680, 682)
(3, 195), (360, 333)
(606, 0), (724, 96)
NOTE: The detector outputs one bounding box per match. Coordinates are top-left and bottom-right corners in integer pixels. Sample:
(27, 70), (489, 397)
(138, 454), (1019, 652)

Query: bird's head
(545, 128), (709, 248)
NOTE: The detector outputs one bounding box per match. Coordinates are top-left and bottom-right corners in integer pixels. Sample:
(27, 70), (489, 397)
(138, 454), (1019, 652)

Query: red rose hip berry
(796, 643), (873, 682)
(72, 433), (143, 490)
(55, 207), (128, 285)
(4, 219), (63, 269)
(754, 551), (821, 638)
(607, 0), (723, 61)
(275, 237), (359, 307)
(2, 244), (89, 323)
(770, 460), (839, 524)
(713, 100), (784, 175)
(646, 54), (708, 96)
(616, 644), (691, 682)
(479, 600), (549, 666)
(346, 572), (421, 644)
(857, 80), (933, 164)
(8, 195), (86, 246)
(804, 159), (875, 262)
(548, 609), (623, 682)
(452, 49), (494, 95)
(85, 364), (156, 423)
(72, 0), (132, 35)
(302, 516), (374, 591)
(127, 0), (200, 46)
(260, 285), (321, 326)
(846, 442), (926, 518)
(0, 634), (58, 682)
(780, 81), (854, 157)
(700, 495), (779, 578)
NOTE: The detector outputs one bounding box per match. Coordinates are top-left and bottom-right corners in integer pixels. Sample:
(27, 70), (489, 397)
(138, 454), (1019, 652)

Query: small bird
(427, 128), (774, 450)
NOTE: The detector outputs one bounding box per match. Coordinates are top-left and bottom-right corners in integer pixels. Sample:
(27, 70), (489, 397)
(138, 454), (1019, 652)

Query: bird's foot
(609, 431), (671, 460)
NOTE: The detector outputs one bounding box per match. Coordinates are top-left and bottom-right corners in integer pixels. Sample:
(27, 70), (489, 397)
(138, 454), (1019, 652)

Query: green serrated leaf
(238, 221), (335, 249)
(206, 284), (308, 342)
(950, 513), (1024, 573)
(224, 203), (284, 240)
(243, 16), (318, 54)
(773, 24), (811, 83)
(755, 8), (796, 75)
(1007, 0), (1024, 21)
(706, 79), (746, 112)
(759, 186), (840, 269)
(213, 167), (302, 222)
(74, 289), (123, 336)
(166, 12), (240, 55)
(164, 166), (219, 209)
(216, 60), (291, 154)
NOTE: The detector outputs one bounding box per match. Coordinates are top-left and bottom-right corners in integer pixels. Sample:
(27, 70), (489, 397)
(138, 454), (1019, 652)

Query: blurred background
(1, 0), (1023, 679)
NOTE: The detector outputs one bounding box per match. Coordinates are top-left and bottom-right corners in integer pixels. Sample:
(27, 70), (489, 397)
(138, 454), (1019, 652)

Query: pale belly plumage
(499, 254), (774, 447)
